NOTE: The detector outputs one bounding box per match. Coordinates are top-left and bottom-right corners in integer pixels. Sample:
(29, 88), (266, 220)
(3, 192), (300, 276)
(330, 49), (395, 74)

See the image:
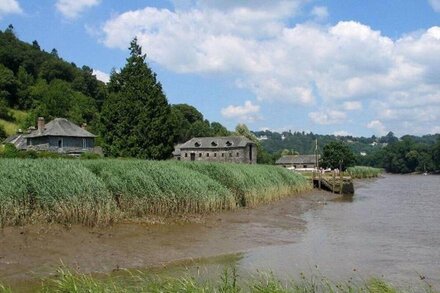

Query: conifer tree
(100, 38), (174, 159)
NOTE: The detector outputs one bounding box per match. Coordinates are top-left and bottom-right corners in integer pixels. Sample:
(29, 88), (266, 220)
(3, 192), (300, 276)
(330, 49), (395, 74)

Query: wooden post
(318, 170), (322, 190)
(332, 171), (335, 194)
(339, 171), (343, 194)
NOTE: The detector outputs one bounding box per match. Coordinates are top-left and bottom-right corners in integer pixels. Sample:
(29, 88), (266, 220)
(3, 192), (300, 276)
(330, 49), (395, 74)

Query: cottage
(275, 154), (319, 170)
(4, 117), (97, 155)
(174, 136), (257, 164)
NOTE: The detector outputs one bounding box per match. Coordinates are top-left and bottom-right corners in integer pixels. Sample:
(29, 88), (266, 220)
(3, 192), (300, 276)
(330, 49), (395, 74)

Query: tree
(320, 141), (356, 170)
(100, 38), (174, 159)
(210, 122), (230, 136)
(0, 64), (17, 105)
(0, 124), (6, 141)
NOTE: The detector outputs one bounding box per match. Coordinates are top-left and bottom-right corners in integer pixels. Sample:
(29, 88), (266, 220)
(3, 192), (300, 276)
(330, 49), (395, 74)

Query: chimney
(37, 117), (45, 132)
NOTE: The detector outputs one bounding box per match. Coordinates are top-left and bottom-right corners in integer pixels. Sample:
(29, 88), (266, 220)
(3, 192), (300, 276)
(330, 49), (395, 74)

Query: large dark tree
(321, 141), (356, 170)
(100, 38), (174, 159)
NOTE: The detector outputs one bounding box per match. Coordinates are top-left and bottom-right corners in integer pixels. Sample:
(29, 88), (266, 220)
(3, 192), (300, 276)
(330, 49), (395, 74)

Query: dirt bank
(0, 190), (339, 290)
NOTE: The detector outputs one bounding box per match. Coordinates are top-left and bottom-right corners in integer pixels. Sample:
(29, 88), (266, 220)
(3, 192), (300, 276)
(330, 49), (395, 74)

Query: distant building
(4, 117), (97, 155)
(275, 154), (320, 170)
(360, 152), (367, 156)
(257, 135), (268, 141)
(174, 136), (257, 164)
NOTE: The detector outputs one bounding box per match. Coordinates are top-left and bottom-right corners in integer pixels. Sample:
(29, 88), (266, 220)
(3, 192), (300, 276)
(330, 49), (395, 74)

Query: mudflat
(0, 190), (335, 288)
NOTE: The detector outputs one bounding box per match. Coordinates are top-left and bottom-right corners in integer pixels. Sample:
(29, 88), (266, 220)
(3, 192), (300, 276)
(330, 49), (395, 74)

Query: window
(58, 139), (63, 148)
(195, 142), (201, 147)
(236, 152), (239, 157)
(211, 141), (218, 147)
(229, 152), (232, 157)
(199, 153), (202, 157)
(221, 153), (225, 157)
(185, 153), (188, 157)
(214, 153), (217, 157)
(225, 141), (232, 147)
(207, 153), (210, 157)
(82, 138), (87, 149)
(303, 165), (307, 168)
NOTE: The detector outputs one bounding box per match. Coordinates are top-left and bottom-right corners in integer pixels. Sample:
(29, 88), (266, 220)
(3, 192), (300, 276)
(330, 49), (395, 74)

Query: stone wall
(27, 136), (95, 153)
(180, 144), (256, 164)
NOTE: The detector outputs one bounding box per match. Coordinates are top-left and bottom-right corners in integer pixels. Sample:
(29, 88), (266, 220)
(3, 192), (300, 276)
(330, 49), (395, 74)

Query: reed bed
(347, 166), (382, 179)
(0, 159), (311, 227)
(181, 162), (311, 207)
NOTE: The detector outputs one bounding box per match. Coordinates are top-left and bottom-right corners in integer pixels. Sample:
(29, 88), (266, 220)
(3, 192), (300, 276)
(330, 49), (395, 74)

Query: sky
(0, 0), (439, 137)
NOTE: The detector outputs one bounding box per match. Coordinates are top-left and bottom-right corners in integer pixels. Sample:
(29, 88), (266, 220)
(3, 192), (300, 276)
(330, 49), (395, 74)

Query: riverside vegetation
(0, 159), (311, 227)
(346, 166), (382, 179)
(0, 267), (435, 293)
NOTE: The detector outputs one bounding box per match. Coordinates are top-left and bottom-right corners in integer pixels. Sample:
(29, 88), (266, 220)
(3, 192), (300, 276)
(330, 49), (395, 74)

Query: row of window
(184, 152), (241, 158)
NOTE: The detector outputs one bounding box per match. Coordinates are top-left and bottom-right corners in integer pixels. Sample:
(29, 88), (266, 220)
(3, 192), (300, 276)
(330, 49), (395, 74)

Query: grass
(0, 108), (28, 136)
(1, 267), (435, 293)
(347, 166), (382, 179)
(0, 159), (311, 227)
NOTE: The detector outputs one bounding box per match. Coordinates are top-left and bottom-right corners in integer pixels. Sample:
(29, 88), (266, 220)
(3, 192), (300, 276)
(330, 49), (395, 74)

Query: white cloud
(311, 6), (328, 21)
(221, 100), (261, 122)
(308, 110), (346, 125)
(342, 101), (362, 111)
(333, 130), (351, 137)
(99, 3), (440, 134)
(429, 0), (440, 12)
(367, 120), (387, 136)
(56, 0), (100, 19)
(93, 69), (110, 83)
(0, 0), (22, 18)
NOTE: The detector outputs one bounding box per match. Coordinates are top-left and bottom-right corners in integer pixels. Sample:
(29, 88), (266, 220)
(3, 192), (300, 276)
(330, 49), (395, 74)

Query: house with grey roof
(175, 136), (257, 164)
(275, 154), (320, 170)
(4, 117), (97, 155)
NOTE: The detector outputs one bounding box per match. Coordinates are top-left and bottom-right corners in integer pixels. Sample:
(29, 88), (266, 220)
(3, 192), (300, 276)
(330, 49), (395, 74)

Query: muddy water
(2, 174), (440, 290)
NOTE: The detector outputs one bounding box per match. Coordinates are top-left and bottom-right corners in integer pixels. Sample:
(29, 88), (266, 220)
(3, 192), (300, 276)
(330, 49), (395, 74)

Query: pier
(309, 171), (354, 195)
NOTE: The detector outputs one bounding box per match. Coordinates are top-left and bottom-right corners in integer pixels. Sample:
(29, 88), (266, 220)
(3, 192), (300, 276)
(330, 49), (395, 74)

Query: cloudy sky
(1, 0), (439, 136)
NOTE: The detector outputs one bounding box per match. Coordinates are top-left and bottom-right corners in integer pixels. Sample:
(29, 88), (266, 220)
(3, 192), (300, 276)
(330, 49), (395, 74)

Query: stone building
(4, 117), (97, 155)
(275, 154), (319, 170)
(174, 136), (257, 164)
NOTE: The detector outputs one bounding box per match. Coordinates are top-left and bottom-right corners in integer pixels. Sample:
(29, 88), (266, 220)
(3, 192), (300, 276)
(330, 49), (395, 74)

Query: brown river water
(1, 174), (440, 291)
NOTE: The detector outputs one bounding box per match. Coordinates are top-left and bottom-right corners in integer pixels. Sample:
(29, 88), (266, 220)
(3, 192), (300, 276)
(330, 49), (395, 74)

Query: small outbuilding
(276, 154), (319, 170)
(174, 136), (257, 164)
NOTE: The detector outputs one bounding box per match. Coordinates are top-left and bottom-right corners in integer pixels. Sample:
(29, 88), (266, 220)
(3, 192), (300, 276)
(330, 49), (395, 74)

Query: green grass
(0, 159), (311, 227)
(347, 166), (382, 179)
(2, 267), (433, 293)
(0, 108), (28, 136)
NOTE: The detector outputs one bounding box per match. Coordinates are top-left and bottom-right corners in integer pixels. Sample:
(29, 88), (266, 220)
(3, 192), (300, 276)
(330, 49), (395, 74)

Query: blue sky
(1, 0), (439, 137)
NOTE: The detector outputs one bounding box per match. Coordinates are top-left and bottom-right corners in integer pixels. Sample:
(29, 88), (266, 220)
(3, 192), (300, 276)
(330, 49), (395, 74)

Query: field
(0, 159), (311, 227)
(347, 166), (382, 179)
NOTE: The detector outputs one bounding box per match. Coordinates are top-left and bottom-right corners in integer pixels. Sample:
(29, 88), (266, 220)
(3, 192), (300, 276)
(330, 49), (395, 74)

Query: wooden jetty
(309, 171), (354, 195)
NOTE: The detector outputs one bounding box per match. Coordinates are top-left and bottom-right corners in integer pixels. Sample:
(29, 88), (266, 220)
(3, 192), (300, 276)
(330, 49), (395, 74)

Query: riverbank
(0, 159), (311, 227)
(0, 190), (337, 290)
(2, 267), (433, 293)
(347, 166), (382, 179)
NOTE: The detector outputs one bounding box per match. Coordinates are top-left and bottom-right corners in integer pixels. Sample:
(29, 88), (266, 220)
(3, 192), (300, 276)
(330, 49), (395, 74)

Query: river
(1, 174), (439, 290)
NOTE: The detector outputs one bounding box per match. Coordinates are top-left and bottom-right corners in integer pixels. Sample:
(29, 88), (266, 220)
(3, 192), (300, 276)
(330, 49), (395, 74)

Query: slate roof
(276, 154), (319, 165)
(179, 136), (255, 149)
(3, 134), (27, 149)
(25, 118), (96, 138)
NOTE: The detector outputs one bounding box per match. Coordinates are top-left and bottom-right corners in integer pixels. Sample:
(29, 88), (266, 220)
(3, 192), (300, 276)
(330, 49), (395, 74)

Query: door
(190, 153), (196, 161)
